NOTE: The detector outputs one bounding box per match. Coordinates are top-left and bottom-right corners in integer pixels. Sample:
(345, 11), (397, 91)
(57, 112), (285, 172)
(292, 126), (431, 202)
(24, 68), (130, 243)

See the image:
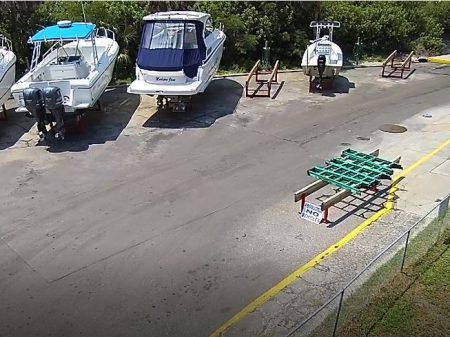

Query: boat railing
(96, 27), (115, 41)
(0, 35), (12, 51)
(311, 20), (340, 42)
(310, 21), (341, 29)
(41, 41), (62, 62)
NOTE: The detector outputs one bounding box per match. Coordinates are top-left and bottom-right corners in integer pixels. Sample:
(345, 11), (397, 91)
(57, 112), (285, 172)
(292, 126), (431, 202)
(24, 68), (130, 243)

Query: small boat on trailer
(0, 35), (16, 119)
(11, 20), (119, 139)
(301, 21), (343, 91)
(128, 11), (226, 112)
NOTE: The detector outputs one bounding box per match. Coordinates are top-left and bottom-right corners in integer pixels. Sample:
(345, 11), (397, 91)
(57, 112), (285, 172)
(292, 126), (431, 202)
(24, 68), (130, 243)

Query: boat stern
(127, 68), (203, 96)
(12, 80), (79, 113)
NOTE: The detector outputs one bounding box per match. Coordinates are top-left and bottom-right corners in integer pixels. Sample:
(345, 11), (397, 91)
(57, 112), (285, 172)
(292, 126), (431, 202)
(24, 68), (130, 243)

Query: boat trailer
(156, 95), (193, 112)
(294, 149), (402, 223)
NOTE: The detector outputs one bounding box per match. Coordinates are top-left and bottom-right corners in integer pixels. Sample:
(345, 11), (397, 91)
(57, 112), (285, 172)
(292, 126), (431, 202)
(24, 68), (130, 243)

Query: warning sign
(301, 202), (323, 224)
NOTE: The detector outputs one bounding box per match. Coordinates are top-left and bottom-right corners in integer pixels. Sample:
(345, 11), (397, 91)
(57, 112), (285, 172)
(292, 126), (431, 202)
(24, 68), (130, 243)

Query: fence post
(332, 290), (345, 337)
(400, 230), (411, 273)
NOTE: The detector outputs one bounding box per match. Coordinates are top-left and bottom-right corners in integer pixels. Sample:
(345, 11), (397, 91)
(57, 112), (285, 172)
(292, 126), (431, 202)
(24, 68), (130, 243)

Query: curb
(427, 56), (450, 65)
(107, 64), (386, 86)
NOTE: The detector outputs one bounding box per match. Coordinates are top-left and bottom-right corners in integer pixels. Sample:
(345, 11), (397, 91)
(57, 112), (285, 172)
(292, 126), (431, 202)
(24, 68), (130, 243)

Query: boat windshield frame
(140, 20), (203, 51)
(137, 19), (207, 77)
(28, 24), (116, 72)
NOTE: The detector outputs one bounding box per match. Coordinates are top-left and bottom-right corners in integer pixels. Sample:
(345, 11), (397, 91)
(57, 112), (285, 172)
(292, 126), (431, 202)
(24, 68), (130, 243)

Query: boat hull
(12, 38), (119, 114)
(0, 52), (16, 107)
(301, 40), (343, 79)
(302, 65), (341, 79)
(128, 39), (224, 97)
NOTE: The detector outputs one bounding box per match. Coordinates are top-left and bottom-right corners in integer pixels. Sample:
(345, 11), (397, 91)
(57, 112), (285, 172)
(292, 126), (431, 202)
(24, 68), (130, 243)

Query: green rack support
(307, 149), (402, 194)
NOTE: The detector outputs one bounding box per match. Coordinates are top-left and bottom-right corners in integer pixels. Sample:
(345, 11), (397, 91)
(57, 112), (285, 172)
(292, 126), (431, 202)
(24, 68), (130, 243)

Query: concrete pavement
(0, 64), (449, 337)
(221, 103), (450, 337)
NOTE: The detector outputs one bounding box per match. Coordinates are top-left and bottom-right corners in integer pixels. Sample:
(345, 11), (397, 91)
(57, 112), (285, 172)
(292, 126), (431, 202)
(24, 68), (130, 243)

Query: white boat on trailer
(127, 11), (226, 112)
(12, 20), (119, 115)
(301, 20), (343, 90)
(0, 34), (16, 117)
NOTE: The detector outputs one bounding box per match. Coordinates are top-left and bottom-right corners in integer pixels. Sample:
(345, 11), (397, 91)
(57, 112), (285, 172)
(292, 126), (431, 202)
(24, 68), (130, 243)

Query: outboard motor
(317, 54), (327, 82)
(43, 86), (65, 140)
(23, 88), (48, 140)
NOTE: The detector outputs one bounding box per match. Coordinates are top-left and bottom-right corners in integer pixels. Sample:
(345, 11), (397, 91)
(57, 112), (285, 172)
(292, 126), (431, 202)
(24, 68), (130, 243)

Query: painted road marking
(427, 57), (450, 65)
(209, 138), (450, 337)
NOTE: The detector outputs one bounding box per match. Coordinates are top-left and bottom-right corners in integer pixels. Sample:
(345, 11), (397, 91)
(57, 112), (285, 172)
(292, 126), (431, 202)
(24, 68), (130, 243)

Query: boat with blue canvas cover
(128, 11), (225, 111)
(12, 20), (119, 117)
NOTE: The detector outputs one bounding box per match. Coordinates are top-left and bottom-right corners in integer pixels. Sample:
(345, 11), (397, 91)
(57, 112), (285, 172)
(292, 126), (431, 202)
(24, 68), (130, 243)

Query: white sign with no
(301, 202), (323, 224)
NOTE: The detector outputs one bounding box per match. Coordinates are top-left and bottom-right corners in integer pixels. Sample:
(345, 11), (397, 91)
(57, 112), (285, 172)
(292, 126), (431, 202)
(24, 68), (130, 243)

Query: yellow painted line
(209, 138), (450, 337)
(427, 57), (450, 65)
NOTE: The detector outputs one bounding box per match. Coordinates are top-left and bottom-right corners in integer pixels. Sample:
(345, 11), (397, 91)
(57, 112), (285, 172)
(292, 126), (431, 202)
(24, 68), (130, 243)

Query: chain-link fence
(286, 193), (450, 337)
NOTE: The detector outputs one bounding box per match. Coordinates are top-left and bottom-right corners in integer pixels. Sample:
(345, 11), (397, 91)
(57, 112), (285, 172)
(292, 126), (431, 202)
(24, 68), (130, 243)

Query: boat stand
(157, 95), (192, 112)
(381, 50), (414, 79)
(0, 104), (7, 120)
(294, 149), (402, 224)
(245, 59), (280, 97)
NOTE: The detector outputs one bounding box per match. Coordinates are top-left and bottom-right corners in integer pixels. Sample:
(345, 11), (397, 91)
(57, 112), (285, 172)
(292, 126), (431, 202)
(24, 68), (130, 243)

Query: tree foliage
(1, 1), (448, 79)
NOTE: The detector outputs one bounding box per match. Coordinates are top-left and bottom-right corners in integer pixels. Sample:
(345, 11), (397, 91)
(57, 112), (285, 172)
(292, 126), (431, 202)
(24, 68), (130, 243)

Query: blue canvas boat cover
(31, 22), (96, 42)
(137, 20), (206, 78)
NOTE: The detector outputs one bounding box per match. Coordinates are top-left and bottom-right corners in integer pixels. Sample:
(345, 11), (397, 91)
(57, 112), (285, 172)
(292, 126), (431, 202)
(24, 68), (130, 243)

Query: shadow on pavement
(46, 87), (140, 153)
(143, 78), (243, 129)
(315, 183), (397, 228)
(0, 99), (36, 150)
(320, 75), (356, 97)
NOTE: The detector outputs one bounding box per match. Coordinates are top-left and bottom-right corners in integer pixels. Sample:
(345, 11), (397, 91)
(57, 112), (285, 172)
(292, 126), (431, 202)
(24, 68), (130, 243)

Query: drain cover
(356, 136), (370, 141)
(340, 142), (351, 146)
(379, 124), (407, 133)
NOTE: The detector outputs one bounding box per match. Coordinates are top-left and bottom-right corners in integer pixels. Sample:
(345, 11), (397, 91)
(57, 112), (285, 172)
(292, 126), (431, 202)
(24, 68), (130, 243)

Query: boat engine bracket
(157, 95), (192, 112)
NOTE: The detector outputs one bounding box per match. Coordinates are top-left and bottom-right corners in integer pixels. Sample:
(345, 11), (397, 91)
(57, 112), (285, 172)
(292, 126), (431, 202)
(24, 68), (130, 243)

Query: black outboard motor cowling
(317, 54), (327, 80)
(43, 86), (63, 110)
(43, 86), (65, 140)
(23, 88), (48, 139)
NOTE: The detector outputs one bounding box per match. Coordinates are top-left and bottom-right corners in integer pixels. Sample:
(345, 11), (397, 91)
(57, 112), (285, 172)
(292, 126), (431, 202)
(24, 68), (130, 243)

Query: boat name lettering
(156, 77), (176, 82)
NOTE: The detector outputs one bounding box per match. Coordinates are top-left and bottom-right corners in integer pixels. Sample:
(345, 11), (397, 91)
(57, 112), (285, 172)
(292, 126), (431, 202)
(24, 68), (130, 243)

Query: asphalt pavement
(1, 64), (449, 337)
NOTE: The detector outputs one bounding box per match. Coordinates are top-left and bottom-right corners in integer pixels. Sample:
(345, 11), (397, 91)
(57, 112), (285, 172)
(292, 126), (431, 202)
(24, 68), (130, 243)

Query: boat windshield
(142, 21), (199, 50)
(137, 20), (206, 78)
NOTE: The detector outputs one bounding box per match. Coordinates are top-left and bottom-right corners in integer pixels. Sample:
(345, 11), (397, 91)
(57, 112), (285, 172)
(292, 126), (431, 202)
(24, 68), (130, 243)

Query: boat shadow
(312, 75), (355, 97)
(46, 87), (140, 153)
(0, 99), (36, 150)
(142, 78), (243, 129)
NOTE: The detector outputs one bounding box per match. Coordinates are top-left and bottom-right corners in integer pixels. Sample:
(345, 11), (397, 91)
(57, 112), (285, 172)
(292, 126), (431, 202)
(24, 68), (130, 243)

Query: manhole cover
(356, 136), (370, 141)
(379, 124), (407, 133)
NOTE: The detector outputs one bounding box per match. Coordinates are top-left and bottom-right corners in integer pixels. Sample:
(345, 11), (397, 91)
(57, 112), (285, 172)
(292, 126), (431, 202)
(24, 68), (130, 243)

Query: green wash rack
(307, 149), (402, 194)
